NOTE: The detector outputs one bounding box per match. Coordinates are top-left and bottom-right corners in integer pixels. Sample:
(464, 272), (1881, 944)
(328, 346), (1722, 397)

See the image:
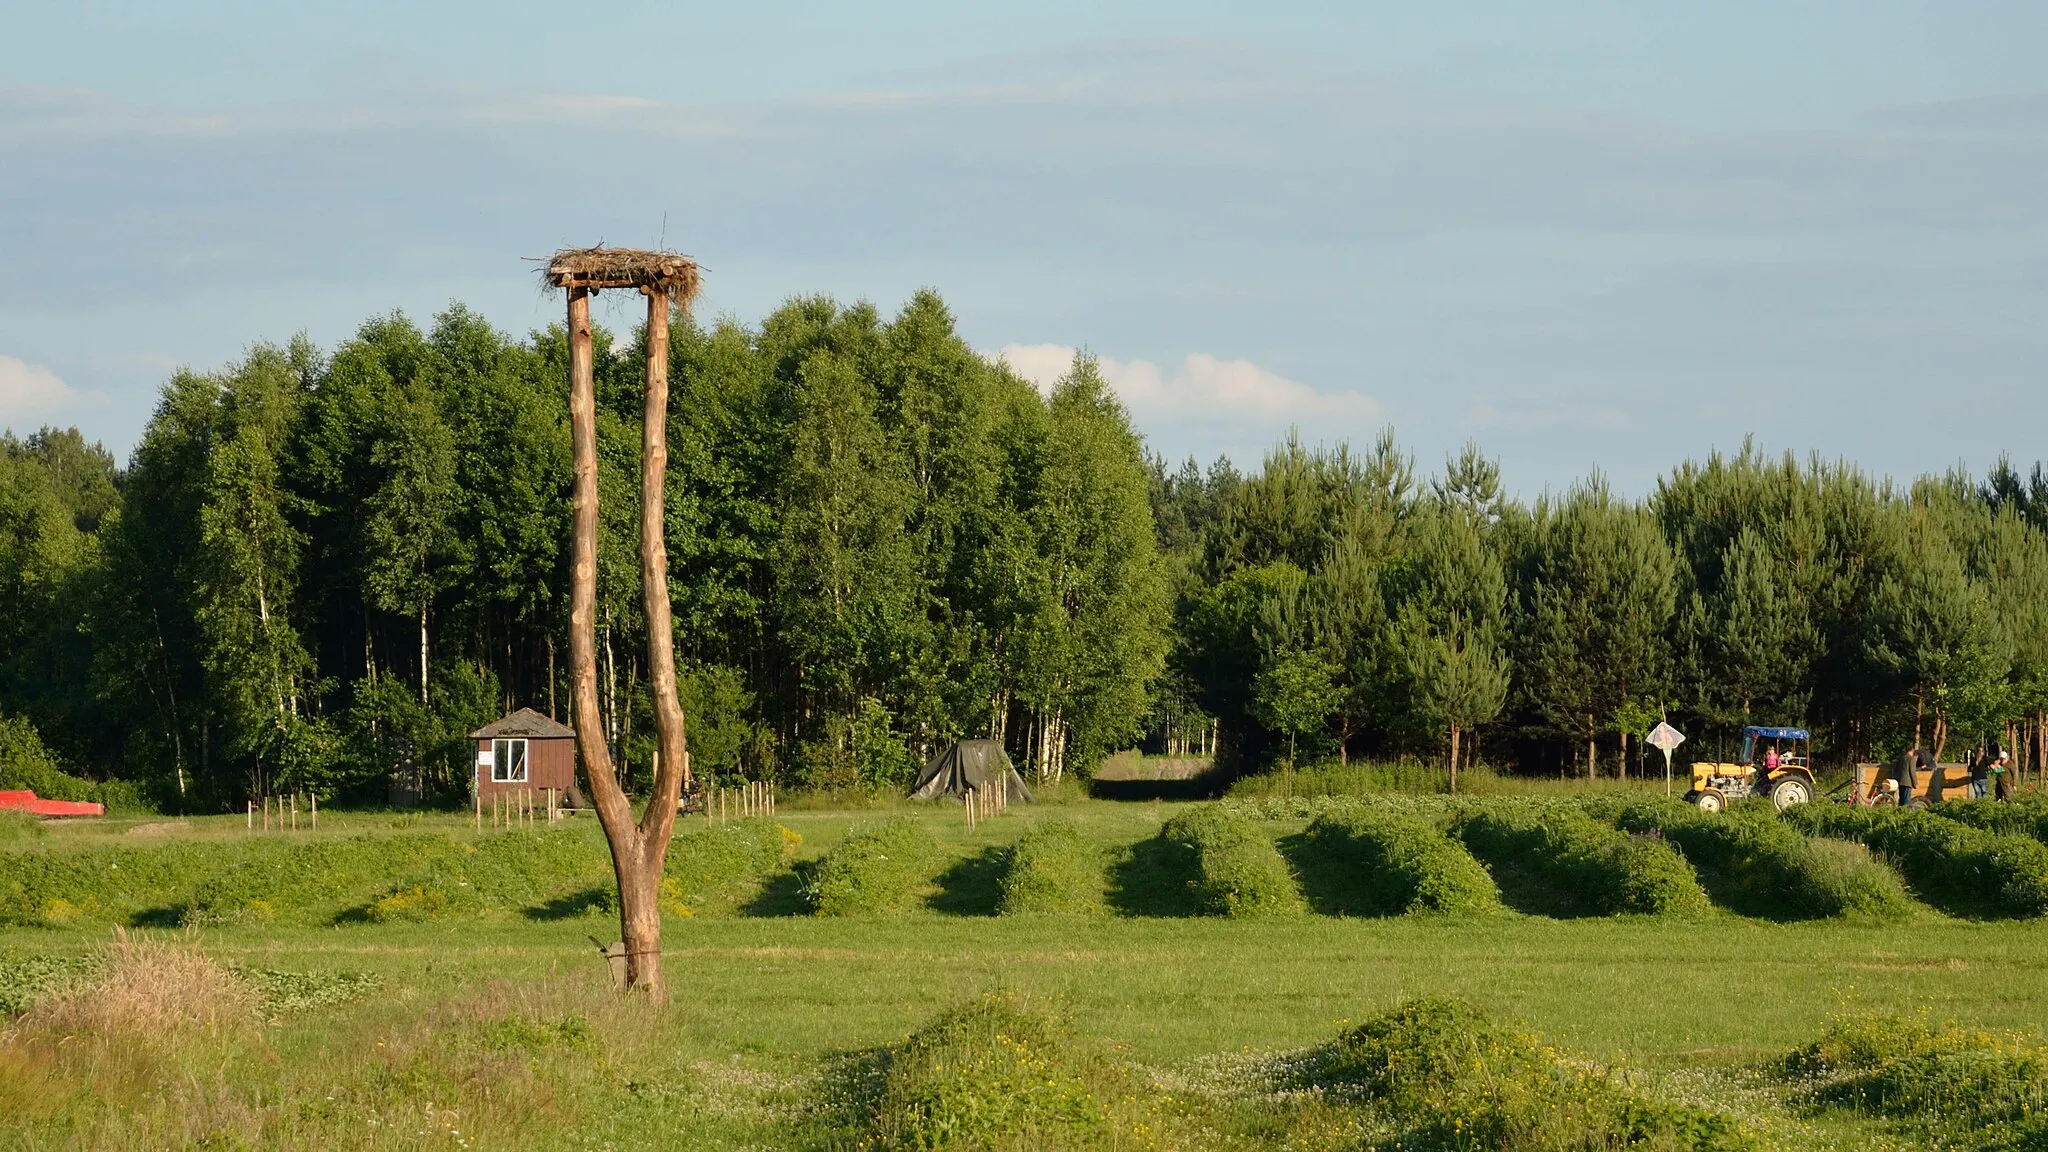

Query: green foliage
(1459, 806), (1711, 917)
(662, 818), (800, 914)
(1302, 809), (1501, 915)
(1251, 648), (1342, 765)
(848, 994), (1194, 1152)
(807, 816), (944, 916)
(1159, 805), (1304, 917)
(1615, 801), (1913, 920)
(0, 713), (149, 814)
(1784, 803), (2048, 917)
(1295, 996), (1754, 1151)
(1786, 1012), (2048, 1150)
(997, 820), (1107, 916)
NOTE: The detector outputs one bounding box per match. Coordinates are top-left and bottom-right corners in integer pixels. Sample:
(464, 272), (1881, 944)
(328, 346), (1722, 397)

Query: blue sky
(3, 2), (2046, 492)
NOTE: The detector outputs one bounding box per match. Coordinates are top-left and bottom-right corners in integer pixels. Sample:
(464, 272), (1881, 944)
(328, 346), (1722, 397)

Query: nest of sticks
(543, 246), (701, 303)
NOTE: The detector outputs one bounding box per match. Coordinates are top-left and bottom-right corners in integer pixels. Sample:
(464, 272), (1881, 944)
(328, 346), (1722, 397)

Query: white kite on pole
(1647, 722), (1686, 796)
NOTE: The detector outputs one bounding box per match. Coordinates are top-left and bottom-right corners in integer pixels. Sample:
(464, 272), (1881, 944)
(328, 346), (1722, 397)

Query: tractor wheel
(1770, 775), (1813, 810)
(1694, 788), (1727, 814)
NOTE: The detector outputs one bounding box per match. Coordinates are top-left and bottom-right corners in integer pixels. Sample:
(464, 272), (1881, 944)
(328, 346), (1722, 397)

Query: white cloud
(997, 343), (1384, 424)
(0, 355), (92, 426)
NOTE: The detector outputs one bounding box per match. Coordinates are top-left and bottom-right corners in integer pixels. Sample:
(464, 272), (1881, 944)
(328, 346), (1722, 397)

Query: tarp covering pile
(910, 739), (1034, 802)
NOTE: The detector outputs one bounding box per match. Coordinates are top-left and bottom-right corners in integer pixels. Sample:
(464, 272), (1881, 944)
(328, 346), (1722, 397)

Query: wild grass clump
(19, 932), (255, 1040)
(0, 812), (45, 845)
(1932, 794), (2048, 845)
(662, 818), (801, 914)
(1301, 810), (1500, 915)
(1784, 804), (2048, 917)
(846, 994), (1197, 1151)
(1160, 805), (1304, 917)
(1459, 806), (1711, 917)
(807, 816), (944, 916)
(1784, 1011), (2048, 1149)
(1615, 801), (1914, 920)
(997, 820), (1107, 915)
(1293, 997), (1753, 1151)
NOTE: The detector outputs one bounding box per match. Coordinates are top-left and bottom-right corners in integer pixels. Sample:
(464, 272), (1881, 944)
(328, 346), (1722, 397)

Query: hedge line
(998, 820), (1107, 916)
(1295, 997), (1753, 1151)
(805, 816), (943, 916)
(1302, 809), (1500, 915)
(1459, 806), (1711, 916)
(1160, 805), (1304, 917)
(1784, 804), (2048, 918)
(1931, 795), (2048, 846)
(1615, 801), (1914, 920)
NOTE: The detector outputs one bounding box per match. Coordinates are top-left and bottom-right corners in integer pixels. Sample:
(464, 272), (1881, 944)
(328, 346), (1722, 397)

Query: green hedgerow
(998, 820), (1107, 916)
(1160, 805), (1304, 917)
(1302, 809), (1500, 916)
(1786, 1011), (2048, 1149)
(807, 816), (944, 916)
(1295, 996), (1753, 1152)
(1932, 794), (2048, 846)
(662, 818), (801, 914)
(1785, 804), (2048, 918)
(847, 994), (1203, 1152)
(1615, 800), (1914, 921)
(1459, 805), (1711, 917)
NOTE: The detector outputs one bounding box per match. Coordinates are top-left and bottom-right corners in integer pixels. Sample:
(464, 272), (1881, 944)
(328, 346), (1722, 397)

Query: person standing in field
(1928, 746), (1948, 805)
(1992, 750), (2013, 801)
(1888, 748), (1919, 808)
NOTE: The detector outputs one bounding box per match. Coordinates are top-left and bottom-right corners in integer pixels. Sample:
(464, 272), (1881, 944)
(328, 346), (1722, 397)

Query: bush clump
(807, 816), (944, 916)
(997, 820), (1107, 916)
(1459, 806), (1711, 917)
(662, 818), (800, 914)
(849, 994), (1194, 1151)
(1785, 1011), (2048, 1149)
(1302, 809), (1500, 915)
(1784, 804), (2048, 918)
(1615, 801), (1914, 921)
(1296, 996), (1753, 1151)
(1160, 805), (1304, 917)
(1932, 794), (2048, 845)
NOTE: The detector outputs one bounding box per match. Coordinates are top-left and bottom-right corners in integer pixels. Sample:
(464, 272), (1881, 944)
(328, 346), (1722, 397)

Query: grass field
(4, 795), (2047, 1149)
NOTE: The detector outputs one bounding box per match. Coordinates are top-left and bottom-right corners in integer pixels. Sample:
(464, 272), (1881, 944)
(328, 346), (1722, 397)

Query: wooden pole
(310, 791), (317, 830)
(290, 793), (297, 831)
(475, 787), (481, 831)
(247, 801), (253, 830)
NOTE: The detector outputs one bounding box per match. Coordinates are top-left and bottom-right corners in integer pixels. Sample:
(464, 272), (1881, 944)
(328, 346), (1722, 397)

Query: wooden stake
(246, 800), (253, 830)
(475, 788), (481, 831)
(310, 791), (317, 830)
(290, 793), (297, 831)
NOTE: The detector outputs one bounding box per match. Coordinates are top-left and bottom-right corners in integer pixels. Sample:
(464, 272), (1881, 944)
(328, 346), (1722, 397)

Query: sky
(3, 1), (2046, 493)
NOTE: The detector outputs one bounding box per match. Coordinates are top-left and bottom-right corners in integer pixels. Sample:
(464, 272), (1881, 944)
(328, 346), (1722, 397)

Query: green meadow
(5, 796), (2048, 1149)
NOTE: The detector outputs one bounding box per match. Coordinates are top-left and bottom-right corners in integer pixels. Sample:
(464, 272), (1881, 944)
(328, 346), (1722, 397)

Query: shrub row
(1459, 806), (1711, 916)
(0, 821), (804, 927)
(997, 820), (1107, 916)
(1783, 804), (2048, 917)
(1931, 794), (2048, 845)
(806, 816), (943, 916)
(1615, 801), (1914, 920)
(1302, 809), (1500, 915)
(843, 995), (1201, 1151)
(1785, 1012), (2048, 1149)
(1296, 997), (1753, 1151)
(1159, 805), (1304, 917)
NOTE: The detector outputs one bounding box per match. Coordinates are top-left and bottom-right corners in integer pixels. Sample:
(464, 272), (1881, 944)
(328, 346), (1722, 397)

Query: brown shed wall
(475, 736), (577, 797)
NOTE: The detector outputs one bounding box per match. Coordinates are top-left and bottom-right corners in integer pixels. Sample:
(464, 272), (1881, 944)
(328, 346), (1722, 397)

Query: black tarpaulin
(909, 739), (1034, 802)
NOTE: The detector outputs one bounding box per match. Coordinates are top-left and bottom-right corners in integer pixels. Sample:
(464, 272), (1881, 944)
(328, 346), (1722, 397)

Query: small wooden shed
(472, 708), (576, 799)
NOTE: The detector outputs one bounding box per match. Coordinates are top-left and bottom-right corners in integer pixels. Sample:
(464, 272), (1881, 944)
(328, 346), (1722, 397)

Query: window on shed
(492, 738), (529, 782)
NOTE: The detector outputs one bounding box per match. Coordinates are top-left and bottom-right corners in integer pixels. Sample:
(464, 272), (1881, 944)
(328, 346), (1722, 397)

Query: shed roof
(471, 707), (576, 739)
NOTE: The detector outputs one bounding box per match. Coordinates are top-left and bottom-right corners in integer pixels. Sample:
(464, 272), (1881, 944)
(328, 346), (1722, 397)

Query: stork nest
(543, 246), (701, 301)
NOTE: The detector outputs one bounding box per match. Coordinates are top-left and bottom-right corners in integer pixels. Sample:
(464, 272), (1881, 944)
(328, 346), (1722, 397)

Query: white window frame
(492, 737), (529, 783)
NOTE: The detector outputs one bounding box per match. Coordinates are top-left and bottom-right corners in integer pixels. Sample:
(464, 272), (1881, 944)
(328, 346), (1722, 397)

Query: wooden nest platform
(544, 246), (701, 302)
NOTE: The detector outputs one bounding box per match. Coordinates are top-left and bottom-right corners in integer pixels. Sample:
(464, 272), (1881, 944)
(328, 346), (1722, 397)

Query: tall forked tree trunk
(568, 287), (692, 999)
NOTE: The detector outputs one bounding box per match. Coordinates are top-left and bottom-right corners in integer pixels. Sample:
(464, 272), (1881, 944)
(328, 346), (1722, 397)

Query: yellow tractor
(1685, 725), (1816, 812)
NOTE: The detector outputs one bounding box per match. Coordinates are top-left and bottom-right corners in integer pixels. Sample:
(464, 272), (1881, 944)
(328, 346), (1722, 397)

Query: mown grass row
(1787, 1010), (2048, 1151)
(1458, 805), (1713, 916)
(1297, 809), (1500, 915)
(0, 819), (798, 927)
(1783, 803), (2048, 918)
(1615, 800), (1915, 921)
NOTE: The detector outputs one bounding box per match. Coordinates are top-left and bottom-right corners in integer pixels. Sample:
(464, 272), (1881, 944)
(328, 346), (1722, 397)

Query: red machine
(0, 790), (103, 817)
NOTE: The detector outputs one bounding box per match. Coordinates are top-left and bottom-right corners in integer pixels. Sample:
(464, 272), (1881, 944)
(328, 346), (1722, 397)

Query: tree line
(1, 289), (2045, 807)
